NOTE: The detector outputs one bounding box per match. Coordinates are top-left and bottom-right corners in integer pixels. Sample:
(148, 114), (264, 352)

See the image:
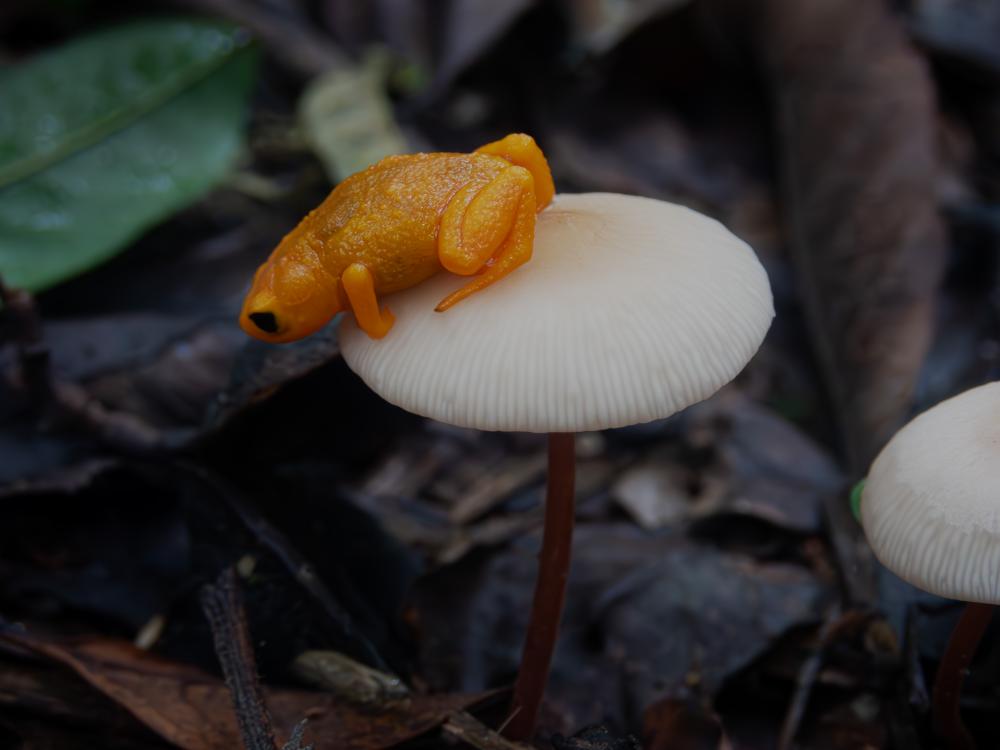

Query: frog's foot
(341, 262), (395, 338)
(435, 165), (536, 312)
(475, 133), (554, 210)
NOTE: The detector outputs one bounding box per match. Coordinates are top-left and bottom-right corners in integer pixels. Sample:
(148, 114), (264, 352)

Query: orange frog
(240, 133), (555, 342)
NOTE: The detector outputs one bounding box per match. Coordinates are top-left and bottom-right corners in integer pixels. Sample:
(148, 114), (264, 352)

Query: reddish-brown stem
(932, 602), (994, 750)
(503, 432), (576, 741)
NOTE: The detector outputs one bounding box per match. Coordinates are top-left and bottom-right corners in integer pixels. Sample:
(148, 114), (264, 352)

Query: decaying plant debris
(1, 0), (999, 748)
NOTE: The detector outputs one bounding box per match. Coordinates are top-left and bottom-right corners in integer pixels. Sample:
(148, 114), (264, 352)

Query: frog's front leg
(341, 262), (395, 338)
(435, 166), (536, 312)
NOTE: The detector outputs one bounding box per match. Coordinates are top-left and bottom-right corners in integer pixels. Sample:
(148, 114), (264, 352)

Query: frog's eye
(249, 311), (279, 334)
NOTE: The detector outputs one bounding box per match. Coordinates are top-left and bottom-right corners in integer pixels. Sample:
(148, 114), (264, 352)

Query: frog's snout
(240, 302), (286, 340)
(240, 282), (286, 341)
(240, 248), (345, 343)
(248, 310), (280, 334)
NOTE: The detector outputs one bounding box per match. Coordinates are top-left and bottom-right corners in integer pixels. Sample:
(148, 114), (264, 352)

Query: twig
(443, 711), (531, 750)
(821, 488), (878, 608)
(173, 0), (347, 77)
(448, 453), (547, 524)
(200, 567), (278, 750)
(1, 274), (50, 401)
(281, 719), (313, 750)
(885, 605), (927, 750)
(778, 606), (842, 750)
(182, 462), (389, 671)
(0, 275), (169, 455)
(48, 378), (168, 452)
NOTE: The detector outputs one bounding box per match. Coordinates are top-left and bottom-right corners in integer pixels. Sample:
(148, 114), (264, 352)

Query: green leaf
(850, 479), (866, 522)
(0, 19), (258, 291)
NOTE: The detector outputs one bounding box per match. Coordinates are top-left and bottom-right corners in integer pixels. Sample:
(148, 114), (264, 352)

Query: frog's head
(240, 246), (343, 343)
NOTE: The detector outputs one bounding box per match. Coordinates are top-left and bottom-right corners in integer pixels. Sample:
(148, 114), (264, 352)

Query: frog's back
(296, 152), (507, 291)
(324, 153), (509, 248)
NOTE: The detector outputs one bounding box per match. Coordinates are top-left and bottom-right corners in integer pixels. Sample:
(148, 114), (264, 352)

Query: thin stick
(0, 274), (167, 454)
(932, 602), (994, 750)
(183, 462), (388, 671)
(1, 274), (50, 401)
(778, 606), (842, 750)
(200, 567), (278, 750)
(503, 433), (576, 741)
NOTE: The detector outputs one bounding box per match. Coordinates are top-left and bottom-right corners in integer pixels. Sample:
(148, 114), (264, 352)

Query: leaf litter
(1, 0), (1000, 747)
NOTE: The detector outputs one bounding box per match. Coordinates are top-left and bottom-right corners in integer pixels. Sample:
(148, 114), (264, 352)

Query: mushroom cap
(339, 192), (774, 432)
(860, 381), (1000, 604)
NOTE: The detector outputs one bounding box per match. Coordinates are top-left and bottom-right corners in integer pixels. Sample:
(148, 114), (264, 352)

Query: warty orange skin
(240, 133), (554, 342)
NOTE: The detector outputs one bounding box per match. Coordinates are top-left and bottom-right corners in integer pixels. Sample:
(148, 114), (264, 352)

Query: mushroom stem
(932, 602), (994, 750)
(503, 432), (576, 741)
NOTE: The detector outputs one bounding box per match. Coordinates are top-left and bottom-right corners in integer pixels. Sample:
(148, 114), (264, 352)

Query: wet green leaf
(0, 19), (258, 291)
(850, 479), (866, 522)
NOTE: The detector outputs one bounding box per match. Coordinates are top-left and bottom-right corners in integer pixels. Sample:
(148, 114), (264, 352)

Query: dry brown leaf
(701, 0), (949, 609)
(643, 698), (731, 750)
(1, 632), (487, 750)
(0, 654), (170, 747)
(747, 0), (947, 473)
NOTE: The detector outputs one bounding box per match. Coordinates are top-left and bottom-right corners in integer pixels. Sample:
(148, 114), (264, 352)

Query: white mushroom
(860, 381), (1000, 604)
(339, 191), (774, 739)
(858, 381), (1000, 749)
(340, 192), (774, 432)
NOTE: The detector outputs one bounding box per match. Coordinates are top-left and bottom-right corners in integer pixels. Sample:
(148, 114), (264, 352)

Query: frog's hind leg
(341, 262), (395, 338)
(475, 133), (554, 209)
(436, 165), (536, 312)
